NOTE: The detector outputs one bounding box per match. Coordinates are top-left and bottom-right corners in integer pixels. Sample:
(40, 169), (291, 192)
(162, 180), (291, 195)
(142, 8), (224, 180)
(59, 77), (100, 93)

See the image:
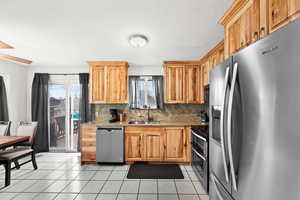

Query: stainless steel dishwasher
(96, 126), (124, 163)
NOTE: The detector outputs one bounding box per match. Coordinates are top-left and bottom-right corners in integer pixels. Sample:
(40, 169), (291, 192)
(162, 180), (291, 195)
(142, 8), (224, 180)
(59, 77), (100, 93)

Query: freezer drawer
(96, 127), (124, 163)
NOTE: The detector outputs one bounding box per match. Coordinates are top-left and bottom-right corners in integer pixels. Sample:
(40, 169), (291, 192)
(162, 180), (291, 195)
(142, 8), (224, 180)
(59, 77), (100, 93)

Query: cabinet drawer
(81, 140), (96, 147)
(82, 152), (96, 161)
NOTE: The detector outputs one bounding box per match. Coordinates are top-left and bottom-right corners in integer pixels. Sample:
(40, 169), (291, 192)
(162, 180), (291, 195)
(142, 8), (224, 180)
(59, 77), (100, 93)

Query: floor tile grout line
(173, 179), (181, 200)
(186, 167), (204, 199)
(136, 178), (141, 200)
(157, 179), (159, 200)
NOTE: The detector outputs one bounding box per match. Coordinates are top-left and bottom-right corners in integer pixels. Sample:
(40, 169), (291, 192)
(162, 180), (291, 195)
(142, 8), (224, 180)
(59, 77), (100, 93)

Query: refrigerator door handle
(211, 173), (225, 200)
(220, 66), (230, 183)
(227, 62), (238, 191)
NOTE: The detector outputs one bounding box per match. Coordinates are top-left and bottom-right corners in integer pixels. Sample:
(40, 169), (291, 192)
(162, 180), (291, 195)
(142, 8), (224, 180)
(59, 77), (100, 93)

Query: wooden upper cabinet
(269, 0), (289, 31)
(164, 64), (186, 103)
(185, 65), (202, 104)
(219, 0), (268, 58)
(90, 65), (106, 103)
(269, 0), (300, 32)
(106, 65), (128, 103)
(88, 61), (128, 104)
(202, 60), (210, 86)
(164, 61), (202, 104)
(290, 0), (300, 17)
(164, 127), (188, 162)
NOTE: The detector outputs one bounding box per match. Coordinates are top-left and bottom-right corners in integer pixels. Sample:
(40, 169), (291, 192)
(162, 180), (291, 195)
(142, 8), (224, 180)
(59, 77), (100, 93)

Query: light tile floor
(0, 153), (208, 200)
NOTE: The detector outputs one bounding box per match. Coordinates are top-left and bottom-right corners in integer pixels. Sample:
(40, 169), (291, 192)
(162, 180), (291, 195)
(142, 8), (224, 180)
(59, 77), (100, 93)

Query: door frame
(48, 75), (80, 152)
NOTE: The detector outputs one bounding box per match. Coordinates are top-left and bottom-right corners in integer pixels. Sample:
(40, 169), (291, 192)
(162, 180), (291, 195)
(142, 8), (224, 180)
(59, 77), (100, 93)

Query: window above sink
(129, 76), (164, 110)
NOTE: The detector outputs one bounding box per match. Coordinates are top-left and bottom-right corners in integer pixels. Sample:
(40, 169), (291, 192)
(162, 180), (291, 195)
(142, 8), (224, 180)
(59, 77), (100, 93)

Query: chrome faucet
(143, 105), (153, 122)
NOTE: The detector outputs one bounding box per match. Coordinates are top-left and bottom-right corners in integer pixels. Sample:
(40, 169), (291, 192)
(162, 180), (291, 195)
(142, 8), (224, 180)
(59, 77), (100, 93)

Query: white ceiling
(0, 0), (233, 68)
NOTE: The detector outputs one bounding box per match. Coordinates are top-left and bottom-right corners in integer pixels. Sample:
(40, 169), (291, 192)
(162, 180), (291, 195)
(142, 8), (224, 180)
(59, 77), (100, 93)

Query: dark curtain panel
(79, 73), (91, 123)
(31, 73), (49, 152)
(0, 76), (9, 122)
(79, 73), (91, 151)
(153, 76), (164, 109)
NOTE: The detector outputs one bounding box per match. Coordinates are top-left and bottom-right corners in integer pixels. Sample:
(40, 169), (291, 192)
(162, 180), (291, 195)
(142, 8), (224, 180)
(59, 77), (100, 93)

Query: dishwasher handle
(97, 127), (122, 131)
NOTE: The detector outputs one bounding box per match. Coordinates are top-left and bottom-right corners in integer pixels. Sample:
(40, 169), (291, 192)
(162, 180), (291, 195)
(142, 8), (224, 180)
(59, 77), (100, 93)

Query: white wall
(0, 60), (28, 135)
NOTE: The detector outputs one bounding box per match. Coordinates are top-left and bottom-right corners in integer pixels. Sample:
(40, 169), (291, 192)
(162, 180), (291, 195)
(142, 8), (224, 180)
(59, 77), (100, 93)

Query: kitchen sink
(128, 121), (160, 125)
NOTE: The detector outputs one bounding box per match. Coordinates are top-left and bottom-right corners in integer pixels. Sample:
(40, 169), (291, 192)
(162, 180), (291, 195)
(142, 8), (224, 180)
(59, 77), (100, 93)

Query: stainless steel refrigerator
(209, 19), (300, 200)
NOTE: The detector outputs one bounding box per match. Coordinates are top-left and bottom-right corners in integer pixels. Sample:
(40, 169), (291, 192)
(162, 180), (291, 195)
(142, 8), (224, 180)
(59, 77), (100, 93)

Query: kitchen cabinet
(185, 65), (202, 104)
(144, 131), (164, 161)
(269, 0), (300, 32)
(88, 61), (128, 104)
(90, 65), (106, 103)
(164, 127), (190, 162)
(219, 0), (268, 58)
(125, 126), (191, 163)
(200, 40), (225, 87)
(163, 61), (202, 104)
(163, 64), (186, 103)
(80, 126), (96, 164)
(269, 0), (289, 31)
(202, 60), (210, 86)
(125, 131), (144, 161)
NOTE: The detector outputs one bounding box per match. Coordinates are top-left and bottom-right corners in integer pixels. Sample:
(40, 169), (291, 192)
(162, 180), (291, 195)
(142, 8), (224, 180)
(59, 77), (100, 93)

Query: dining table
(0, 136), (30, 150)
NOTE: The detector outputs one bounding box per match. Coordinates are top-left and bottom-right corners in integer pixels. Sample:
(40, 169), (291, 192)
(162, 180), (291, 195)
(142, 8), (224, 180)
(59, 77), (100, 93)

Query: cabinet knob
(253, 32), (259, 41)
(260, 27), (265, 37)
(272, 9), (279, 18)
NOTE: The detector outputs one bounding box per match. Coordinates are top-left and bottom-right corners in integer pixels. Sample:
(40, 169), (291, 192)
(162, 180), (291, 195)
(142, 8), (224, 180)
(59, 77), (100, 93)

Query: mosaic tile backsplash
(91, 104), (206, 122)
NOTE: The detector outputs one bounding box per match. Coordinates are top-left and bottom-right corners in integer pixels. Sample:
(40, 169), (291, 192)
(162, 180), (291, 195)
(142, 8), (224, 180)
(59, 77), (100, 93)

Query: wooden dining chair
(0, 121), (11, 136)
(13, 121), (38, 169)
(15, 121), (38, 148)
(0, 122), (38, 186)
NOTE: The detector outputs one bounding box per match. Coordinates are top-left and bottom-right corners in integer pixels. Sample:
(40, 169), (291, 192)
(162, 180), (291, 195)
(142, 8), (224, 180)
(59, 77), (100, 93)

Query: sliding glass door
(48, 75), (80, 152)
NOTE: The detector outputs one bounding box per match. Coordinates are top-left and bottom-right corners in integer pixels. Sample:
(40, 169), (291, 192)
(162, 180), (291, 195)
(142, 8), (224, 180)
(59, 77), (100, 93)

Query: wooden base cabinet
(125, 132), (144, 161)
(164, 127), (189, 162)
(80, 126), (97, 164)
(125, 126), (191, 163)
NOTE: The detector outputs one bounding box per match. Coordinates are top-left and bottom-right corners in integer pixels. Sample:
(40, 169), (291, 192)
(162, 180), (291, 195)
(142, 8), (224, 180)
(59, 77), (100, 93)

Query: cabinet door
(90, 66), (106, 103)
(209, 53), (219, 69)
(164, 65), (185, 103)
(251, 0), (261, 42)
(106, 66), (128, 103)
(80, 127), (97, 163)
(164, 127), (187, 162)
(228, 18), (242, 56)
(144, 132), (164, 161)
(240, 8), (251, 48)
(289, 0), (300, 19)
(269, 0), (289, 31)
(219, 48), (225, 64)
(125, 132), (144, 161)
(185, 65), (201, 104)
(202, 60), (210, 86)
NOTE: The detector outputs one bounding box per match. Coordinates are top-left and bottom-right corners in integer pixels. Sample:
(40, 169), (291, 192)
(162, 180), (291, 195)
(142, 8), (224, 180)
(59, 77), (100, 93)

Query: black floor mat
(127, 163), (184, 179)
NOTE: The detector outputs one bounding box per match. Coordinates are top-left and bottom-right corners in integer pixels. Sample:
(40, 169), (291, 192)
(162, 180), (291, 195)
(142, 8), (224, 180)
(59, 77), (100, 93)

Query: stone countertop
(81, 121), (209, 127)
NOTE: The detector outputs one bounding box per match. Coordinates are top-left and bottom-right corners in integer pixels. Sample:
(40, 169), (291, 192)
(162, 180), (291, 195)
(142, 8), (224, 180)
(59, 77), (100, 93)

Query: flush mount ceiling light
(128, 34), (148, 47)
